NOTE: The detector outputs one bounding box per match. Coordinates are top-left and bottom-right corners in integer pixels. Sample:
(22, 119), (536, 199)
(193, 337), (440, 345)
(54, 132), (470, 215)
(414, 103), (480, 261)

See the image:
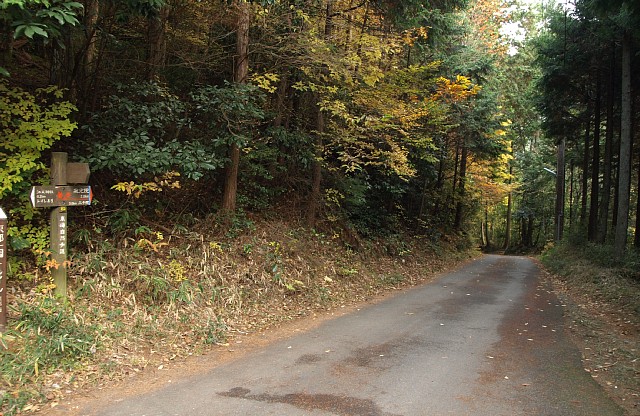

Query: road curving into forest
(71, 255), (624, 416)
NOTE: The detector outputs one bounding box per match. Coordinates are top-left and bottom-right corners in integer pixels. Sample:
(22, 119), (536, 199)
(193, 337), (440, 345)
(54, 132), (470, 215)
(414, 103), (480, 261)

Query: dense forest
(1, 0), (637, 259)
(0, 0), (639, 413)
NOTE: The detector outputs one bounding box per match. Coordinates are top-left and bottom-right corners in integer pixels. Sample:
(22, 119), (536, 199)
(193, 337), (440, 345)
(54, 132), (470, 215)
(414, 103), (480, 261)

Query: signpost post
(30, 152), (91, 298)
(0, 208), (7, 329)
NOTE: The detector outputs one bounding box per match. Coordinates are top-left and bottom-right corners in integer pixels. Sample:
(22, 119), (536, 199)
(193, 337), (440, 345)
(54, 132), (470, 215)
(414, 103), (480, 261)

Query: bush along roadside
(1, 219), (476, 415)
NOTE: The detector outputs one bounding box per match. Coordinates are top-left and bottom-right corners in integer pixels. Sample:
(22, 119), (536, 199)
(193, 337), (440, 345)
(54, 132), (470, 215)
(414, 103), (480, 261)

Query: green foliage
(81, 81), (269, 182)
(81, 81), (222, 180)
(0, 82), (76, 264)
(121, 0), (166, 18)
(200, 318), (227, 345)
(0, 81), (76, 199)
(189, 81), (266, 148)
(0, 298), (99, 414)
(0, 0), (83, 40)
(237, 127), (314, 210)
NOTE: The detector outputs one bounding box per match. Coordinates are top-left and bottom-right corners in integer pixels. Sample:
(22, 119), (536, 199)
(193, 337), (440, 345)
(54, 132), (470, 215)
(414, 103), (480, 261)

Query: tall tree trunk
(588, 73), (602, 241)
(306, 108), (324, 227)
(306, 0), (334, 227)
(554, 138), (566, 241)
(451, 137), (460, 215)
(483, 206), (490, 247)
(597, 47), (616, 243)
(503, 165), (513, 250)
(635, 153), (640, 249)
(568, 160), (574, 227)
(80, 0), (100, 114)
(581, 102), (591, 224)
(84, 0), (100, 73)
(454, 145), (468, 231)
(146, 5), (170, 79)
(221, 0), (250, 215)
(614, 31), (632, 259)
(431, 145), (446, 218)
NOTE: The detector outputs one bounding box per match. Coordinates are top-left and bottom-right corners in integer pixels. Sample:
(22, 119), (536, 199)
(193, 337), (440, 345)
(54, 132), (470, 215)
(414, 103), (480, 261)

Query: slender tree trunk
(581, 102), (591, 224)
(503, 165), (513, 250)
(484, 206), (490, 247)
(597, 48), (616, 243)
(419, 176), (429, 220)
(84, 0), (100, 72)
(273, 72), (289, 128)
(345, 0), (354, 52)
(450, 137), (460, 217)
(306, 108), (324, 227)
(555, 138), (566, 241)
(526, 215), (534, 247)
(454, 145), (468, 231)
(635, 154), (640, 249)
(431, 148), (446, 218)
(568, 160), (574, 227)
(306, 0), (333, 227)
(588, 74), (602, 241)
(614, 31), (632, 259)
(353, 2), (370, 76)
(221, 0), (250, 215)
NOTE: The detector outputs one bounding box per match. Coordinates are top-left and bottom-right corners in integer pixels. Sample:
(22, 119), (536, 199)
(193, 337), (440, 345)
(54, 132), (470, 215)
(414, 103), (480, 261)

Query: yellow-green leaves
(0, 82), (76, 199)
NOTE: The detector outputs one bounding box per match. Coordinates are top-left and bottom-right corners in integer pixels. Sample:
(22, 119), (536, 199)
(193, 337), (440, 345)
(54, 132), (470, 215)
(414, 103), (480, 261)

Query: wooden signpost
(30, 153), (91, 298)
(0, 208), (7, 328)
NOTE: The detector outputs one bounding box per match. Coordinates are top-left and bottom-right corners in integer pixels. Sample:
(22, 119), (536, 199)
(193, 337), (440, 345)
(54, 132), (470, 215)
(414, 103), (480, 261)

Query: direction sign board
(30, 185), (93, 208)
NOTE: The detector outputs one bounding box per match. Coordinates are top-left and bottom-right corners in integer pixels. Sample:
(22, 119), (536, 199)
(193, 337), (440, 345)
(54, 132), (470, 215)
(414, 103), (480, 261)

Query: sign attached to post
(29, 153), (92, 298)
(30, 185), (93, 208)
(0, 208), (7, 328)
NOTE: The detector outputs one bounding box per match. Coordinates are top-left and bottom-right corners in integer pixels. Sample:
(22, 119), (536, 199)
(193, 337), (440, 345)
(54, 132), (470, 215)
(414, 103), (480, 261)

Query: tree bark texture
(146, 6), (170, 79)
(588, 74), (601, 241)
(221, 0), (250, 215)
(555, 138), (566, 241)
(596, 47), (616, 243)
(580, 102), (591, 224)
(503, 165), (513, 250)
(614, 31), (632, 259)
(306, 0), (334, 228)
(454, 145), (468, 231)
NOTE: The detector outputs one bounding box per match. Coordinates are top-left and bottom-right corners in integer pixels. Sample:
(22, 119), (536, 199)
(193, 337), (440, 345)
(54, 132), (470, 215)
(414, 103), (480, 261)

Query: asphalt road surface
(84, 255), (623, 416)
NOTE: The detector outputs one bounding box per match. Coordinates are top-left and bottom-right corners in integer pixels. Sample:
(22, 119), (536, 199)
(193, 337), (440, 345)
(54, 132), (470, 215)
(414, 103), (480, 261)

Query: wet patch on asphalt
(218, 387), (401, 416)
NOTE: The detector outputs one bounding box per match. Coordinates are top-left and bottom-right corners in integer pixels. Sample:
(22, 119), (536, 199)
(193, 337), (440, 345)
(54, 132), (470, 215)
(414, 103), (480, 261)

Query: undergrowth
(0, 218), (473, 415)
(542, 240), (640, 313)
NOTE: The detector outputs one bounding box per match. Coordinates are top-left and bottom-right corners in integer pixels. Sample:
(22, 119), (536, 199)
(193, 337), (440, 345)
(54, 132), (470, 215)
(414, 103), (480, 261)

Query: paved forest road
(85, 255), (623, 416)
